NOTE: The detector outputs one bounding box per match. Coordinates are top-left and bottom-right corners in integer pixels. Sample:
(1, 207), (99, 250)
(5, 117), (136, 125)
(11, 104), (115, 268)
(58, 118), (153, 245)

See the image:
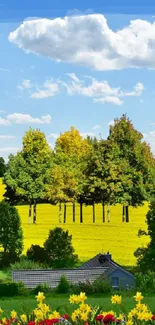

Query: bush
(10, 258), (45, 270)
(0, 280), (28, 297)
(92, 276), (111, 294)
(32, 283), (52, 295)
(136, 271), (155, 293)
(70, 280), (94, 295)
(26, 245), (48, 264)
(44, 227), (78, 268)
(56, 275), (70, 294)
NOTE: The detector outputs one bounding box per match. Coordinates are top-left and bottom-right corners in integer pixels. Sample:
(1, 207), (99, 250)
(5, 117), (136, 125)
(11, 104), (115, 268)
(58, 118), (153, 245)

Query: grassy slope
(0, 179), (149, 266)
(0, 295), (155, 315)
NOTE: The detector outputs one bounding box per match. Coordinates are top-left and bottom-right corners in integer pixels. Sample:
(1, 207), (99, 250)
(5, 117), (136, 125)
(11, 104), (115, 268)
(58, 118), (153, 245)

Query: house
(79, 252), (135, 289)
(12, 252), (135, 289)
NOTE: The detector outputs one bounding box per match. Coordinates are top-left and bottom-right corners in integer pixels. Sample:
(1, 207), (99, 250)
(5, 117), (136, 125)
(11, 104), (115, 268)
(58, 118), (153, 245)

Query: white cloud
(108, 120), (115, 127)
(47, 133), (59, 139)
(143, 131), (155, 154)
(7, 113), (52, 124)
(0, 117), (11, 126)
(0, 110), (6, 113)
(0, 147), (19, 153)
(61, 73), (144, 105)
(81, 132), (95, 138)
(94, 96), (123, 105)
(92, 125), (101, 130)
(31, 80), (59, 98)
(8, 14), (155, 71)
(18, 79), (32, 90)
(0, 135), (15, 140)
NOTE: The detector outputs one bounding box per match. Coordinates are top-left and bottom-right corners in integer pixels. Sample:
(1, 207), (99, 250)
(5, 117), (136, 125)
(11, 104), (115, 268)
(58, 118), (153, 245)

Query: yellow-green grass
(0, 179), (149, 266)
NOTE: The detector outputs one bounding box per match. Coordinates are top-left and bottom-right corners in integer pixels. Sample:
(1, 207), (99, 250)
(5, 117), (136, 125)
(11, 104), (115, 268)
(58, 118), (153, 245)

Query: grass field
(0, 294), (155, 315)
(0, 179), (150, 266)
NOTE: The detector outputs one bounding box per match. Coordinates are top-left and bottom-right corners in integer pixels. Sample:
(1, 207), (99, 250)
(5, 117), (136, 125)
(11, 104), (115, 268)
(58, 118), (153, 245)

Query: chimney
(98, 252), (112, 264)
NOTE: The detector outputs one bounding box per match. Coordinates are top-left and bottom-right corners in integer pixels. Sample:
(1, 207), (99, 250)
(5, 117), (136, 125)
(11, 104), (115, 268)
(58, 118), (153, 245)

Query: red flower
(50, 319), (59, 324)
(84, 322), (88, 325)
(62, 314), (69, 320)
(152, 316), (155, 321)
(116, 320), (121, 324)
(28, 322), (35, 325)
(96, 315), (104, 321)
(103, 314), (115, 324)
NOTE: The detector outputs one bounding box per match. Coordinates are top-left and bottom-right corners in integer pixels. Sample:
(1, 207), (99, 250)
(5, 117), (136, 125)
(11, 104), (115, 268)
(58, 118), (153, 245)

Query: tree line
(3, 114), (155, 224)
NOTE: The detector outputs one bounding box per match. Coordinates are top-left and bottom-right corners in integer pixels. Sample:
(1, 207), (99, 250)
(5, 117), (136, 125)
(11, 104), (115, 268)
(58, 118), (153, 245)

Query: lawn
(0, 179), (149, 266)
(0, 294), (155, 315)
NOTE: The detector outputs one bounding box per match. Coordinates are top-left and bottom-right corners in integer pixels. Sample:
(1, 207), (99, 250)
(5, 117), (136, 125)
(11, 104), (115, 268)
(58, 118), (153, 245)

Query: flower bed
(0, 292), (155, 325)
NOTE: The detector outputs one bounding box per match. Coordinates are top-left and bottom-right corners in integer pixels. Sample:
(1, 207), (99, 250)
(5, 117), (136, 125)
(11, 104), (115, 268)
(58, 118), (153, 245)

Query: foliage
(44, 227), (78, 268)
(10, 258), (45, 270)
(56, 275), (70, 293)
(0, 291), (154, 325)
(26, 245), (48, 264)
(0, 280), (28, 297)
(92, 276), (111, 294)
(32, 283), (51, 294)
(0, 201), (23, 265)
(135, 200), (155, 272)
(0, 157), (6, 177)
(136, 271), (155, 293)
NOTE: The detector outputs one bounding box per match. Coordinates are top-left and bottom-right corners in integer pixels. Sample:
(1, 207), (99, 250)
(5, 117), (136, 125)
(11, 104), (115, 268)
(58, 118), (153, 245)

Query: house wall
(110, 269), (135, 289)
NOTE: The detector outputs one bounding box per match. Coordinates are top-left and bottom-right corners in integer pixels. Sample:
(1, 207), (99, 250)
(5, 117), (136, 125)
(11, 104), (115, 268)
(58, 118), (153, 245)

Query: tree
(3, 129), (52, 223)
(134, 200), (155, 272)
(26, 245), (48, 264)
(44, 227), (78, 268)
(0, 201), (23, 265)
(108, 115), (155, 222)
(0, 157), (6, 177)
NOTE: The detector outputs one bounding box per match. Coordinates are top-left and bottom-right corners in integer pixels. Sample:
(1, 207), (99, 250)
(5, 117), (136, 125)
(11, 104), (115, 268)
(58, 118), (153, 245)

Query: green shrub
(0, 280), (28, 297)
(26, 245), (48, 264)
(10, 258), (45, 270)
(136, 271), (155, 292)
(70, 280), (94, 294)
(56, 275), (70, 294)
(32, 283), (52, 295)
(92, 276), (111, 294)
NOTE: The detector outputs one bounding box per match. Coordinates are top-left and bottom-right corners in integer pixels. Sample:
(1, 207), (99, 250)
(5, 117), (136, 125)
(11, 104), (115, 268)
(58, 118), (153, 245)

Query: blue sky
(1, 2), (155, 159)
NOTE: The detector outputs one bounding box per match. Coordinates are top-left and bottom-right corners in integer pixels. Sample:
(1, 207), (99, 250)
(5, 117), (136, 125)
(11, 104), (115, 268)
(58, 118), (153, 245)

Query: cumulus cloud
(0, 117), (11, 126)
(31, 80), (59, 98)
(17, 79), (32, 90)
(7, 113), (52, 124)
(8, 14), (155, 71)
(0, 135), (15, 139)
(143, 131), (155, 154)
(94, 96), (123, 105)
(92, 125), (101, 130)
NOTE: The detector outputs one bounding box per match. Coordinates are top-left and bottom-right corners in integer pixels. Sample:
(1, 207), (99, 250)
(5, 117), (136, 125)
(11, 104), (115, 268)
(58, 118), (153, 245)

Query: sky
(1, 2), (155, 160)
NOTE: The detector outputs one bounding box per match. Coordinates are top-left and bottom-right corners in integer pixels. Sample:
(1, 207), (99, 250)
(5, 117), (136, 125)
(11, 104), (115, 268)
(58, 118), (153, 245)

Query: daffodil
(111, 295), (122, 305)
(134, 292), (143, 303)
(36, 292), (45, 303)
(10, 310), (17, 318)
(20, 314), (27, 322)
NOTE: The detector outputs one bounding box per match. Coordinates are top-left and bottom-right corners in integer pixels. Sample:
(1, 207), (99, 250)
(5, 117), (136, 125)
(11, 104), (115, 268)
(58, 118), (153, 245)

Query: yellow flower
(49, 311), (60, 319)
(2, 318), (6, 325)
(34, 308), (44, 320)
(79, 292), (87, 303)
(38, 303), (50, 315)
(10, 310), (17, 318)
(134, 292), (143, 303)
(36, 292), (45, 303)
(111, 295), (122, 305)
(20, 314), (27, 322)
(0, 308), (3, 314)
(80, 312), (88, 321)
(69, 294), (79, 304)
(126, 320), (133, 325)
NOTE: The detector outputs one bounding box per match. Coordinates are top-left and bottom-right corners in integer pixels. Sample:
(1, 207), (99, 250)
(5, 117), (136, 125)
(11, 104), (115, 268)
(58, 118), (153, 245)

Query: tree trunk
(63, 203), (67, 223)
(33, 202), (37, 224)
(80, 202), (83, 223)
(126, 206), (129, 222)
(92, 203), (95, 223)
(107, 203), (110, 222)
(28, 204), (32, 224)
(73, 201), (75, 223)
(122, 205), (125, 222)
(102, 202), (105, 222)
(58, 203), (62, 223)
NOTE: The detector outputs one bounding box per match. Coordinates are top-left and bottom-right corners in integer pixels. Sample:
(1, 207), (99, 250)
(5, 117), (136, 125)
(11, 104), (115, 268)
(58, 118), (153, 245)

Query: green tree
(134, 200), (155, 272)
(4, 129), (52, 223)
(0, 201), (23, 265)
(44, 227), (78, 268)
(0, 157), (6, 177)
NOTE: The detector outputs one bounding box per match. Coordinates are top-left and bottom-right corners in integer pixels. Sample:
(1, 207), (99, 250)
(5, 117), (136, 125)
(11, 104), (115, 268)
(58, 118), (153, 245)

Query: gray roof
(79, 253), (134, 278)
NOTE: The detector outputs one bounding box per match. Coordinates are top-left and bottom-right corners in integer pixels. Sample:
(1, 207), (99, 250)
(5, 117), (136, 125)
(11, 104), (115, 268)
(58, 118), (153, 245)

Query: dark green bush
(70, 280), (94, 294)
(0, 281), (28, 297)
(92, 276), (111, 294)
(136, 271), (155, 292)
(56, 275), (70, 293)
(32, 283), (52, 295)
(26, 245), (48, 264)
(10, 258), (45, 270)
